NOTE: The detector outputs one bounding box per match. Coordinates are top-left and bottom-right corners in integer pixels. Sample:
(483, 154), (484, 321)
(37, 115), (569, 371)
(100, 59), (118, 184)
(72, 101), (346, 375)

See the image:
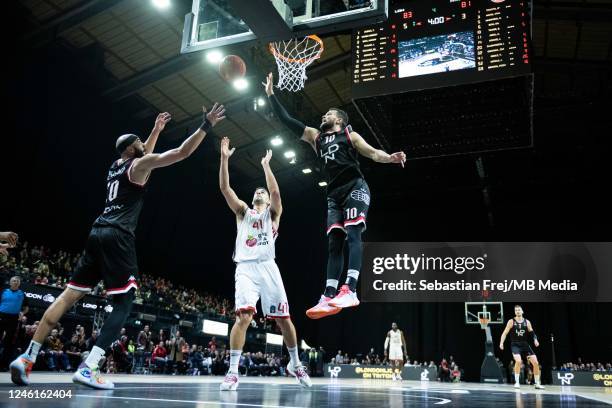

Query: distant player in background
(218, 137), (311, 391)
(263, 73), (406, 319)
(10, 104), (225, 389)
(499, 305), (544, 389)
(384, 322), (406, 381)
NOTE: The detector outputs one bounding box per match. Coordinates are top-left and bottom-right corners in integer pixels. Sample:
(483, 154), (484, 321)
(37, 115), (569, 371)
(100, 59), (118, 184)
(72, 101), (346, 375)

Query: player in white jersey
(384, 322), (406, 381)
(218, 137), (311, 391)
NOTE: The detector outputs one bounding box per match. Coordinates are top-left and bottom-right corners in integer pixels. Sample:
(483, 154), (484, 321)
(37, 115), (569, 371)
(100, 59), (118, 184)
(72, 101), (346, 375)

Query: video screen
(398, 32), (475, 78)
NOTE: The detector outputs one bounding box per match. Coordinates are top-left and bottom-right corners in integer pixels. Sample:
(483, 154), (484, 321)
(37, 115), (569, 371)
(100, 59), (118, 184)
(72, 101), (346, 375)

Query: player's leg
(528, 354), (544, 389)
(72, 227), (137, 389)
(329, 180), (370, 308)
(262, 261), (311, 387)
(10, 231), (100, 386)
(221, 310), (253, 391)
(10, 287), (85, 385)
(306, 198), (344, 319)
(511, 352), (522, 388)
(221, 263), (259, 391)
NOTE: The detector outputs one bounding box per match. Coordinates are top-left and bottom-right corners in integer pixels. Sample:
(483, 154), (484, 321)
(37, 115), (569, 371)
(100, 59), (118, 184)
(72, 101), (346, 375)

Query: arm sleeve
(268, 94), (307, 137)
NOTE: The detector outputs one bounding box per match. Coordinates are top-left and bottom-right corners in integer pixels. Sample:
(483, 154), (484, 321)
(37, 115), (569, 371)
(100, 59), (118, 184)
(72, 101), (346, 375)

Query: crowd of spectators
(328, 348), (464, 382)
(558, 359), (612, 372)
(0, 241), (238, 322)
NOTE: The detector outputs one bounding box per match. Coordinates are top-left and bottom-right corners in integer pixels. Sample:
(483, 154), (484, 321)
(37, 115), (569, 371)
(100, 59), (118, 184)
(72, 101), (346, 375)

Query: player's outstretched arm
(350, 131), (406, 167)
(261, 149), (282, 220)
(133, 104), (225, 175)
(219, 137), (248, 217)
(143, 112), (172, 154)
(499, 319), (513, 350)
(263, 73), (319, 149)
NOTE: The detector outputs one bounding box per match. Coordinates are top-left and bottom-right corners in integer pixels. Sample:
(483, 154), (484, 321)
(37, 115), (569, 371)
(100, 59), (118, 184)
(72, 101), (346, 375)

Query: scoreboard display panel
(352, 0), (532, 98)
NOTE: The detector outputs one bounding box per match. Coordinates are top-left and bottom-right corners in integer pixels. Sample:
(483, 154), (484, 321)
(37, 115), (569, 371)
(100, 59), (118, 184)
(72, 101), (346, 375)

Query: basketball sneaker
(396, 372), (403, 381)
(287, 362), (312, 387)
(392, 373), (397, 381)
(10, 355), (34, 386)
(535, 383), (545, 390)
(72, 364), (114, 390)
(328, 285), (360, 309)
(306, 295), (341, 319)
(514, 382), (521, 389)
(220, 372), (240, 391)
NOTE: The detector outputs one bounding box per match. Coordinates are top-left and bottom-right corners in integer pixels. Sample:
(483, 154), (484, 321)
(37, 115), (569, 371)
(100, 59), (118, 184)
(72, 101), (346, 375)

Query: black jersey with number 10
(93, 158), (147, 236)
(315, 126), (364, 194)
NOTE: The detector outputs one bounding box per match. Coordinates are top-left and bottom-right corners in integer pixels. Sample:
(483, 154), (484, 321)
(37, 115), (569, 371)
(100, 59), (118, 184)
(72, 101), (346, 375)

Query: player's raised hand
(0, 231), (18, 247)
(154, 112), (172, 132)
(261, 149), (272, 167)
(221, 137), (235, 159)
(262, 73), (274, 96)
(389, 151), (407, 168)
(205, 103), (226, 127)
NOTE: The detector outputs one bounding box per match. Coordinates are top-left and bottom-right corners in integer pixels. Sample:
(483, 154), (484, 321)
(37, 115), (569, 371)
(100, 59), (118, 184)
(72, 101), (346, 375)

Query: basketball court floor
(1, 373), (610, 407)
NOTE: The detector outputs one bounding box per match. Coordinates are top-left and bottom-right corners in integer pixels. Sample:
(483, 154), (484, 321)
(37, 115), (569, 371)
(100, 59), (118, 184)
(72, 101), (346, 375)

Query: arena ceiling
(16, 0), (612, 197)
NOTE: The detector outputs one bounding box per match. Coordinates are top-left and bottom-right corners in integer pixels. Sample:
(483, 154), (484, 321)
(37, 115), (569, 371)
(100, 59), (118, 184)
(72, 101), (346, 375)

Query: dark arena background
(1, 0), (611, 407)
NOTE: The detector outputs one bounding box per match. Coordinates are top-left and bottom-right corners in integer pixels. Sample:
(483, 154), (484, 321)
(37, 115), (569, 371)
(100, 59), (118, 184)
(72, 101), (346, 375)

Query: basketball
(219, 55), (246, 82)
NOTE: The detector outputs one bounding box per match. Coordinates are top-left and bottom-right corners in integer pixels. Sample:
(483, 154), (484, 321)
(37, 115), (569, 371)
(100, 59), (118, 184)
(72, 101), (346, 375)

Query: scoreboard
(352, 0), (532, 98)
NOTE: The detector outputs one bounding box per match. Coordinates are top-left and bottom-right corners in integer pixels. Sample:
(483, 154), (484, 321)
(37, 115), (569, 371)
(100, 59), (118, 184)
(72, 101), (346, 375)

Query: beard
(133, 148), (145, 158)
(253, 197), (265, 205)
(319, 121), (333, 132)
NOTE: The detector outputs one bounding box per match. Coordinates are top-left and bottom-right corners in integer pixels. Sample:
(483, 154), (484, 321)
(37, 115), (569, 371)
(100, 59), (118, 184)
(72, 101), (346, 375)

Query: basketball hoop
(269, 35), (324, 92)
(479, 317), (490, 330)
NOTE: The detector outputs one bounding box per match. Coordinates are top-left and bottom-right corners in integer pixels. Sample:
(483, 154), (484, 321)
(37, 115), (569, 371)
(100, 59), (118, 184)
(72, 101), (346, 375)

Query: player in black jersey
(10, 104), (226, 389)
(263, 73), (406, 319)
(499, 305), (545, 389)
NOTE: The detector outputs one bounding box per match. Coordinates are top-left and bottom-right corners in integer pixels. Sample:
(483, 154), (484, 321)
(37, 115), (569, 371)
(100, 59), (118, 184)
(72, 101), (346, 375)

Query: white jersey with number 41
(233, 207), (278, 263)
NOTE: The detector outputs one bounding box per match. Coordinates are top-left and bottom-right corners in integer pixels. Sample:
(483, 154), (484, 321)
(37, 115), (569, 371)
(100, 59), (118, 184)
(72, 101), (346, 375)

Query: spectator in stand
(152, 341), (168, 372)
(64, 333), (86, 369)
(86, 329), (99, 351)
(438, 358), (450, 382)
(208, 336), (217, 353)
(451, 364), (462, 382)
(137, 325), (152, 352)
(0, 276), (29, 369)
(335, 350), (344, 364)
(155, 329), (166, 345)
(111, 336), (130, 373)
(46, 329), (70, 371)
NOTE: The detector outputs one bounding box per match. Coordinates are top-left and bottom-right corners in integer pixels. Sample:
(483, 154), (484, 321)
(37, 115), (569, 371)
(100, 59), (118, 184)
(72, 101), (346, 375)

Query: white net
(269, 35), (324, 92)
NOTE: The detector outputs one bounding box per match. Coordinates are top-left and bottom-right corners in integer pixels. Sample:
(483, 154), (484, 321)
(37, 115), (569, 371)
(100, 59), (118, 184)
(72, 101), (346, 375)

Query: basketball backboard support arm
(182, 0), (388, 54)
(228, 0), (294, 42)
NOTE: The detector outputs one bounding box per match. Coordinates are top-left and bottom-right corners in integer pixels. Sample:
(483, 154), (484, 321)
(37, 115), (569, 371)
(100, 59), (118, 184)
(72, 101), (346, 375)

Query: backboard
(465, 302), (504, 326)
(182, 0), (388, 53)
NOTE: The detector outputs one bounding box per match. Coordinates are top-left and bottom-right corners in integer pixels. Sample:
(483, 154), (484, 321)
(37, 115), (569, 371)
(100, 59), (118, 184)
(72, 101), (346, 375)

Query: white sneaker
(287, 363), (312, 387)
(72, 365), (114, 390)
(327, 285), (360, 309)
(396, 373), (402, 381)
(392, 373), (397, 381)
(220, 372), (239, 391)
(10, 355), (34, 386)
(535, 383), (545, 390)
(514, 382), (521, 389)
(306, 295), (341, 320)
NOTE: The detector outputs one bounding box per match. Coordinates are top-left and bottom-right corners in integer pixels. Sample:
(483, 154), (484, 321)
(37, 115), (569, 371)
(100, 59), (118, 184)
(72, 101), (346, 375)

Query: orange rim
(269, 34), (324, 64)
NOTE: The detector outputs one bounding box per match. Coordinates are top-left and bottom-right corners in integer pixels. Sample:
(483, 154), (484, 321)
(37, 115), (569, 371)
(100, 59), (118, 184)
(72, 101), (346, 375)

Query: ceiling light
(233, 78), (249, 91)
(283, 150), (295, 159)
(302, 168), (312, 174)
(270, 137), (283, 147)
(318, 181), (327, 187)
(206, 50), (223, 64)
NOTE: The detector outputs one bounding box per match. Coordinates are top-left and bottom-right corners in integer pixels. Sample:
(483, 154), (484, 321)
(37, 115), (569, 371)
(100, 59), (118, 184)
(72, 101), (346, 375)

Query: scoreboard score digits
(352, 0), (532, 98)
